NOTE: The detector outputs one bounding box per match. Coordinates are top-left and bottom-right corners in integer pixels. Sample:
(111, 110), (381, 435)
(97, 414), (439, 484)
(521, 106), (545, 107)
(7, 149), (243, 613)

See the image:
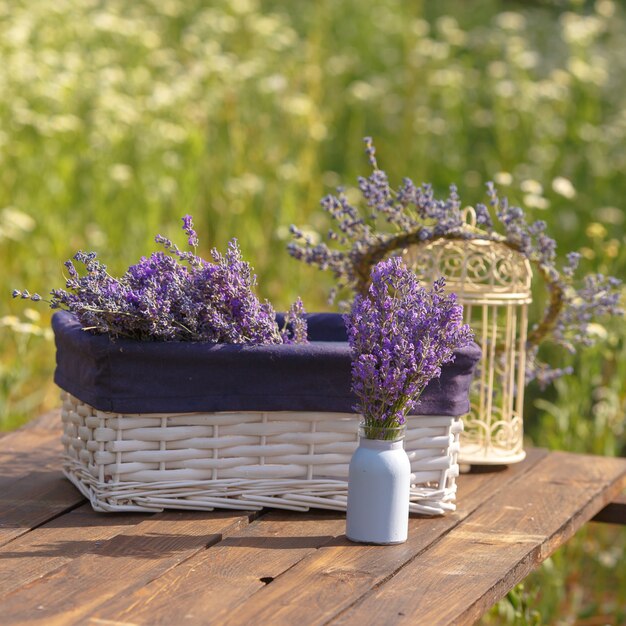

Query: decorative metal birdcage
(403, 208), (532, 464)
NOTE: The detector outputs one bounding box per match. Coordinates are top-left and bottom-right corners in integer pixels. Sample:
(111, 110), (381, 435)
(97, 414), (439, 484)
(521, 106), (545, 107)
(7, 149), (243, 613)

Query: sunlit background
(1, 0), (624, 622)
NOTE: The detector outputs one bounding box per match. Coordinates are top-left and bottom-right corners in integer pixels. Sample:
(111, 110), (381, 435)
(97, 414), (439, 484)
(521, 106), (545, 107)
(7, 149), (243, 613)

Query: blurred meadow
(0, 0), (624, 622)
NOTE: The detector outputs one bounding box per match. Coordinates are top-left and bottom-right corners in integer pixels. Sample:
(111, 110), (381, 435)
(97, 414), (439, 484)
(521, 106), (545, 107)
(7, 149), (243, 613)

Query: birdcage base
(458, 445), (526, 466)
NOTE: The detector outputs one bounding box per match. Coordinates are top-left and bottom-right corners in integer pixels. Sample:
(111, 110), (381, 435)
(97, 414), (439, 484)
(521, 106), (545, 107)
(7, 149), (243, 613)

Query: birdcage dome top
(403, 208), (532, 305)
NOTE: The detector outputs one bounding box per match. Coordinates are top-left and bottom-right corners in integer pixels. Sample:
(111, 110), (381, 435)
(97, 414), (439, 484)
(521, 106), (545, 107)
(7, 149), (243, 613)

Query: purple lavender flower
(474, 203), (493, 231)
(363, 136), (378, 169)
(182, 215), (198, 248)
(345, 258), (474, 438)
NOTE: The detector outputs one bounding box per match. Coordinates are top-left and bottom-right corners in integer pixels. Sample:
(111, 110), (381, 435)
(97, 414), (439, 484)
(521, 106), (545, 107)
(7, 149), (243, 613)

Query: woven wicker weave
(60, 391), (463, 516)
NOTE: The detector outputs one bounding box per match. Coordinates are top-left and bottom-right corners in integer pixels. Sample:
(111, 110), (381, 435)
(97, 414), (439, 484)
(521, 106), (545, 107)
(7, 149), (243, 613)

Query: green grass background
(0, 0), (624, 622)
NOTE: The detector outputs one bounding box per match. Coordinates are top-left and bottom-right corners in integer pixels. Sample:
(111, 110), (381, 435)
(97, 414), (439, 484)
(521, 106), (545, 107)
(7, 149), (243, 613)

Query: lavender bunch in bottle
(344, 257), (473, 439)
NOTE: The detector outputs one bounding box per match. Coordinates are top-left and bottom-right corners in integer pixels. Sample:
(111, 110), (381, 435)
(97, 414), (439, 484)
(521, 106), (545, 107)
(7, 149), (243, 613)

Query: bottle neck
(358, 419), (406, 443)
(358, 437), (405, 451)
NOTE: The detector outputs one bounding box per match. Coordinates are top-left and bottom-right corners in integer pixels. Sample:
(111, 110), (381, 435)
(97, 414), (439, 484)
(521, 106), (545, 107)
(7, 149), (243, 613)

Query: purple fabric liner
(52, 310), (481, 416)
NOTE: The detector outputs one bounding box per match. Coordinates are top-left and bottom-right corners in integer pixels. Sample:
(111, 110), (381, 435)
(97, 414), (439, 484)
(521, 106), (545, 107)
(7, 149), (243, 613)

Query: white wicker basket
(60, 391), (463, 516)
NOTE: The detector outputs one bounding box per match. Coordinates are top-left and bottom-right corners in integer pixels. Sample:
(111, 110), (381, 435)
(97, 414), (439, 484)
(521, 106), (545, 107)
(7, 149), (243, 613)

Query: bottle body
(346, 426), (410, 545)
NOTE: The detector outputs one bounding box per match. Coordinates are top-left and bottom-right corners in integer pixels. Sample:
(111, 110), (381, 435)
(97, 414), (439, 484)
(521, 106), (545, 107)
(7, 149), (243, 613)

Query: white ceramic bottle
(346, 421), (411, 544)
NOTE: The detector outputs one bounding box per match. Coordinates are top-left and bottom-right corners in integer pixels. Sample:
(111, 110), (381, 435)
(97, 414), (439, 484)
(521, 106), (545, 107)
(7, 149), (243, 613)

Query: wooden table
(1, 411), (625, 626)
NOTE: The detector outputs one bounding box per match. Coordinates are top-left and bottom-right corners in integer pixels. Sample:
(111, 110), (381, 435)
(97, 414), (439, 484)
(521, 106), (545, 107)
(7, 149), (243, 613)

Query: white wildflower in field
(520, 180), (543, 195)
(495, 12), (526, 31)
(552, 177), (577, 199)
(494, 172), (513, 186)
(560, 13), (605, 45)
(0, 208), (36, 241)
(523, 194), (550, 210)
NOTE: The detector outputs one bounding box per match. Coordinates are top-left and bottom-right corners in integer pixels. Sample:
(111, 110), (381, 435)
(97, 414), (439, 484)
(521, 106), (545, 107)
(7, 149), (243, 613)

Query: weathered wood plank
(0, 410), (60, 452)
(0, 510), (257, 626)
(0, 410), (85, 548)
(0, 437), (61, 487)
(0, 471), (83, 548)
(2, 410), (60, 439)
(0, 504), (147, 597)
(87, 511), (346, 626)
(0, 410), (61, 485)
(332, 451), (626, 626)
(217, 449), (549, 626)
(592, 493), (626, 525)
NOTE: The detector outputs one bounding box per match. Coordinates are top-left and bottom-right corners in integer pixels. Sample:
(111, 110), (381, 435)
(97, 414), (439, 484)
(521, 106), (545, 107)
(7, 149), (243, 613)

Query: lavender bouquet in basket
(344, 257), (474, 440)
(13, 215), (308, 346)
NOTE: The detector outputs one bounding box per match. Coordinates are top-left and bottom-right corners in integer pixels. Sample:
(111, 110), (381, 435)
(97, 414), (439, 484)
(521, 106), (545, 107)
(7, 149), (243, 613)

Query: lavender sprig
(345, 258), (474, 439)
(280, 297), (308, 344)
(182, 214), (199, 248)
